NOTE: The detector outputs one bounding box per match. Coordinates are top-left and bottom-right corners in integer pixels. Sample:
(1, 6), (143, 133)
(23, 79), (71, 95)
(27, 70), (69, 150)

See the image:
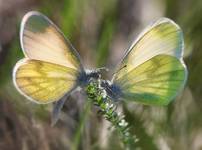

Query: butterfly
(102, 18), (187, 105)
(13, 11), (187, 124)
(13, 11), (102, 124)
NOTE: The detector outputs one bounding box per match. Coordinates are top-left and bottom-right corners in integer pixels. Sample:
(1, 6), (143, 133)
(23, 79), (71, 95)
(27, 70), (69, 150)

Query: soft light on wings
(20, 11), (82, 71)
(13, 11), (83, 104)
(112, 18), (187, 105)
(113, 18), (184, 81)
(13, 59), (78, 104)
(114, 55), (187, 105)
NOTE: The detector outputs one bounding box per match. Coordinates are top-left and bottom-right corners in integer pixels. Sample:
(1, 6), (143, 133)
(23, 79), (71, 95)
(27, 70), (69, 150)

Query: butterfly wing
(112, 18), (187, 105)
(20, 11), (83, 71)
(13, 11), (83, 104)
(13, 59), (79, 104)
(113, 55), (187, 105)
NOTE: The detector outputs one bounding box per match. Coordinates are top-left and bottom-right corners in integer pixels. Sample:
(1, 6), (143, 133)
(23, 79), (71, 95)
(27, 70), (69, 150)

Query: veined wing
(20, 11), (83, 71)
(112, 18), (187, 105)
(114, 55), (187, 105)
(13, 59), (79, 104)
(113, 18), (184, 81)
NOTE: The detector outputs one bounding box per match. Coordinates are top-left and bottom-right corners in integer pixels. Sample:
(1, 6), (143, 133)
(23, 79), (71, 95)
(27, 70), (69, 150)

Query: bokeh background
(0, 0), (201, 150)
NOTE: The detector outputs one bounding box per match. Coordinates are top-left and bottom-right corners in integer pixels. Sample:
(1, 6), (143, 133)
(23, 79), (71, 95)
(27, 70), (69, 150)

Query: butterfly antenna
(112, 65), (127, 76)
(97, 67), (109, 72)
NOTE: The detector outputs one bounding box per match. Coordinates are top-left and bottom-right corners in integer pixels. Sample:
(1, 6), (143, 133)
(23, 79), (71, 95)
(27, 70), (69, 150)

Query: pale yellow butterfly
(13, 11), (100, 124)
(102, 18), (188, 105)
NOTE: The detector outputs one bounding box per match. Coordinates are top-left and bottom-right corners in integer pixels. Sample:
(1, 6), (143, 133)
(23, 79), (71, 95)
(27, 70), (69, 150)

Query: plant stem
(71, 99), (92, 150)
(86, 80), (137, 150)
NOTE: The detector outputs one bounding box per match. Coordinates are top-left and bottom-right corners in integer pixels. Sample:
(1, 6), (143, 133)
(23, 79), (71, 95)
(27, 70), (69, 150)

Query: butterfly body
(101, 80), (123, 101)
(78, 69), (102, 86)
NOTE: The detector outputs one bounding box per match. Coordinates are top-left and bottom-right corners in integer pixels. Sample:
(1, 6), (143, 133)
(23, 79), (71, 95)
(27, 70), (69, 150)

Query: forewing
(114, 55), (187, 105)
(13, 59), (79, 104)
(20, 11), (82, 71)
(113, 18), (184, 81)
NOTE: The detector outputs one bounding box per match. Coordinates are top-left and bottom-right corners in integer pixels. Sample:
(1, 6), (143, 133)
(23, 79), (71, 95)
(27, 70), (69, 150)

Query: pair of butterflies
(13, 11), (187, 123)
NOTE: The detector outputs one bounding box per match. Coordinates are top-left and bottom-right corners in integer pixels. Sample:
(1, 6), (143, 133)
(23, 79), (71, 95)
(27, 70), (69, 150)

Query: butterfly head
(77, 69), (101, 86)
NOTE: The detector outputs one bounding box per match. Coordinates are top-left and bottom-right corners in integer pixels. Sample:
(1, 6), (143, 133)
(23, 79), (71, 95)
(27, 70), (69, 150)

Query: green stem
(86, 80), (137, 149)
(71, 99), (92, 150)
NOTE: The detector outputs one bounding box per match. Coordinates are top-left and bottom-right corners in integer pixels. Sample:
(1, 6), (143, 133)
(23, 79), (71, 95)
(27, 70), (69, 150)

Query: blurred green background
(0, 0), (201, 150)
